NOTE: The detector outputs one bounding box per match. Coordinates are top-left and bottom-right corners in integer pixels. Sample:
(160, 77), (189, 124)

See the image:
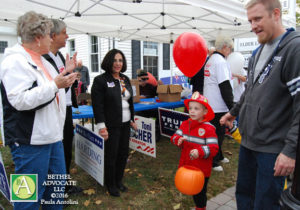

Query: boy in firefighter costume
(171, 92), (219, 210)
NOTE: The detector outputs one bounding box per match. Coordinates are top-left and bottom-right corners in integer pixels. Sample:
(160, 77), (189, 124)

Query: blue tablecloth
(72, 98), (184, 119)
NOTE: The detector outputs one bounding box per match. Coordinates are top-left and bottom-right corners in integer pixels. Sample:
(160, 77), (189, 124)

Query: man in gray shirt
(220, 0), (299, 209)
(75, 60), (90, 89)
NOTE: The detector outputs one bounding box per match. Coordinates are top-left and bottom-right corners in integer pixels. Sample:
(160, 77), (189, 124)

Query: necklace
(120, 77), (126, 97)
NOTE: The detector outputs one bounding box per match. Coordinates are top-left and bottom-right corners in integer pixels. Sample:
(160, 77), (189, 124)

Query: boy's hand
(178, 137), (186, 146)
(190, 149), (199, 160)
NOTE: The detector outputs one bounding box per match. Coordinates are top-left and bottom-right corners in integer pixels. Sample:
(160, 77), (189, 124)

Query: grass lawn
(0, 135), (239, 209)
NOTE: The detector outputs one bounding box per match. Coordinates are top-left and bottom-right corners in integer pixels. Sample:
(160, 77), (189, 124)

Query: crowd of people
(0, 0), (299, 209)
(0, 12), (77, 209)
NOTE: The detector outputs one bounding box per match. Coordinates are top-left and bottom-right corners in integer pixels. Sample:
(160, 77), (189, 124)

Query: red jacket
(171, 119), (219, 177)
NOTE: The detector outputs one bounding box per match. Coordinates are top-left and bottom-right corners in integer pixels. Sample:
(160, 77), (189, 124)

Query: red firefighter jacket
(171, 119), (219, 177)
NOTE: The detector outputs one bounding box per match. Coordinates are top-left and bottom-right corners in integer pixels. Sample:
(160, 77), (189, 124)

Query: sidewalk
(207, 186), (237, 210)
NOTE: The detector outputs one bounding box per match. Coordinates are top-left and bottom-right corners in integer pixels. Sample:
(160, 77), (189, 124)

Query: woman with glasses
(91, 49), (137, 197)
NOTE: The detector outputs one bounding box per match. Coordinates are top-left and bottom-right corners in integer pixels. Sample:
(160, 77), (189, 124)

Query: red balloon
(147, 72), (158, 86)
(173, 32), (207, 77)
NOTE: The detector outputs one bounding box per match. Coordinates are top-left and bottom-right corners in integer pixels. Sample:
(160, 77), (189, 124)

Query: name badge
(107, 82), (115, 87)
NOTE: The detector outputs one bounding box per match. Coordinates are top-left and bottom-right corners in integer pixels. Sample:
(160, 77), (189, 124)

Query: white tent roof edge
(0, 0), (296, 43)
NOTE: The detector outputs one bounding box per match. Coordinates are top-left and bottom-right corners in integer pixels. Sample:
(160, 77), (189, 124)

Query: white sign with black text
(129, 115), (156, 158)
(75, 124), (104, 186)
(0, 151), (10, 202)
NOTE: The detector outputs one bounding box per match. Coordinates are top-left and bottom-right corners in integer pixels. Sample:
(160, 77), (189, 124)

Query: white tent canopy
(0, 0), (295, 43)
(0, 0), (296, 43)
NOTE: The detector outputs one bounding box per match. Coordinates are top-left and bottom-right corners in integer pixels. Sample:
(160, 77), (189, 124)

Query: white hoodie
(0, 43), (66, 145)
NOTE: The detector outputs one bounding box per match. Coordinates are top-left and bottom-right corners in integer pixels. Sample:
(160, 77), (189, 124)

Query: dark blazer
(43, 52), (78, 108)
(91, 72), (134, 128)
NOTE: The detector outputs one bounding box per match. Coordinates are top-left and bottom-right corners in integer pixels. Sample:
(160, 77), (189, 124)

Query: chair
(77, 93), (91, 105)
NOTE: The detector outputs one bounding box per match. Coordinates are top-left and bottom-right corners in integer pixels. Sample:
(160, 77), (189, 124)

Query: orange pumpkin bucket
(174, 165), (205, 195)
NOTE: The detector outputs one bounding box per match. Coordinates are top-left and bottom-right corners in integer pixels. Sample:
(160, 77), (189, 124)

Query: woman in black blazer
(91, 49), (137, 197)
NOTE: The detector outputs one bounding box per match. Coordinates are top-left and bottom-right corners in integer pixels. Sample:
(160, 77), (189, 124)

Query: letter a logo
(10, 174), (37, 202)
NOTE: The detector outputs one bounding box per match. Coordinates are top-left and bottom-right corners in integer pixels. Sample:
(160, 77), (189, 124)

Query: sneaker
(213, 165), (223, 172)
(220, 157), (230, 164)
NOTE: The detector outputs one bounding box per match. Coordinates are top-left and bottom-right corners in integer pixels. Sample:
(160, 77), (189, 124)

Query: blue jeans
(10, 141), (66, 210)
(236, 145), (285, 210)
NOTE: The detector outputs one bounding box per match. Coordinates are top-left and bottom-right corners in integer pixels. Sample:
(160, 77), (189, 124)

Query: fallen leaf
(150, 190), (155, 194)
(83, 188), (95, 195)
(125, 169), (130, 173)
(84, 200), (90, 207)
(138, 173), (142, 177)
(70, 168), (77, 174)
(224, 150), (232, 155)
(95, 200), (102, 205)
(173, 203), (181, 210)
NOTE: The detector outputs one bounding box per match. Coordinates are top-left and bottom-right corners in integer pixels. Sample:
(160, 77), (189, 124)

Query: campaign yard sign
(158, 108), (189, 137)
(0, 151), (10, 202)
(130, 115), (156, 158)
(75, 124), (104, 186)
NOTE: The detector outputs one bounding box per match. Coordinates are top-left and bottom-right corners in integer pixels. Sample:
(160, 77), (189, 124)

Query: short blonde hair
(17, 11), (53, 43)
(215, 35), (233, 51)
(245, 0), (282, 17)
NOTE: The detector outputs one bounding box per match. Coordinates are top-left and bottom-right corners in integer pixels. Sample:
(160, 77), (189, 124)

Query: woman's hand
(232, 73), (247, 82)
(130, 121), (137, 131)
(190, 149), (199, 160)
(65, 52), (77, 73)
(54, 70), (77, 89)
(99, 128), (108, 141)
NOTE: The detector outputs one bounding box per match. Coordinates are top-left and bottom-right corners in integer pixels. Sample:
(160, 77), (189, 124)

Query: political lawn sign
(0, 151), (10, 202)
(158, 108), (189, 138)
(130, 115), (156, 158)
(75, 124), (104, 186)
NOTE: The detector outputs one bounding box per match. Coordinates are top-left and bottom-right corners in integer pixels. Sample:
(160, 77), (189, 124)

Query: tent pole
(170, 42), (173, 84)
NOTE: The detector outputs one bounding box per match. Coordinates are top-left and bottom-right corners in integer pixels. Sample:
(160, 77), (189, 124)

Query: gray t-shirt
(253, 34), (283, 81)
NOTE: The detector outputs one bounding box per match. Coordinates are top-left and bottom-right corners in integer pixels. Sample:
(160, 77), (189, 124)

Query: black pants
(63, 106), (74, 174)
(193, 177), (209, 208)
(210, 112), (226, 167)
(105, 122), (130, 188)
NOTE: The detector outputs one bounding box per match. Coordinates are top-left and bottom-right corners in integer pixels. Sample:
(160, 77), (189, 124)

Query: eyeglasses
(114, 59), (123, 63)
(139, 78), (149, 82)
